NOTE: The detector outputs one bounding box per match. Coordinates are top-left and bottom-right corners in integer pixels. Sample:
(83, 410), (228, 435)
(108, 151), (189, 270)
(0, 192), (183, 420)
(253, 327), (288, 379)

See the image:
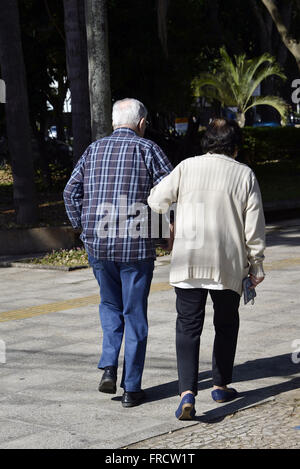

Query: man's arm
(63, 148), (89, 229)
(148, 163), (182, 251)
(150, 142), (173, 186)
(148, 162), (182, 214)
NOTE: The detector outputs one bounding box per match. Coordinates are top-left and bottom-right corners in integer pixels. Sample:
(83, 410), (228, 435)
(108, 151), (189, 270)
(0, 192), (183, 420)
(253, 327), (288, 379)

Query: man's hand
(73, 227), (82, 236)
(250, 274), (264, 289)
(167, 223), (175, 251)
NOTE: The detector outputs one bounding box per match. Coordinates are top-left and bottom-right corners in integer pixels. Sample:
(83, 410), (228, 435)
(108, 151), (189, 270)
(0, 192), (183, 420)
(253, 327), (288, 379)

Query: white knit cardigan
(148, 153), (266, 295)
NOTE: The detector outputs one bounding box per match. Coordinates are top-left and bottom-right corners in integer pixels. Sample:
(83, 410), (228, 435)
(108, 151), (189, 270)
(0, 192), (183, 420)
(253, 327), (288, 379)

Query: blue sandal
(211, 387), (238, 403)
(175, 393), (196, 420)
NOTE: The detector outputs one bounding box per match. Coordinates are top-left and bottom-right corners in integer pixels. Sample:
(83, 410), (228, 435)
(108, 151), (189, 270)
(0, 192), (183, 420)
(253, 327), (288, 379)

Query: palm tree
(192, 48), (288, 127)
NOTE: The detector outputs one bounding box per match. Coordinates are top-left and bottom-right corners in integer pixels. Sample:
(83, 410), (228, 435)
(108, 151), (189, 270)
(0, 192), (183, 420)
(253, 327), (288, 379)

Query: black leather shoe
(121, 390), (145, 408)
(98, 367), (117, 394)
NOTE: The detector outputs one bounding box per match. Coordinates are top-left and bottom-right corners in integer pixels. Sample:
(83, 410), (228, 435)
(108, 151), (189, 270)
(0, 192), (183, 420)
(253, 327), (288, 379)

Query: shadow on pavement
(199, 377), (300, 423)
(266, 226), (300, 248)
(141, 353), (300, 421)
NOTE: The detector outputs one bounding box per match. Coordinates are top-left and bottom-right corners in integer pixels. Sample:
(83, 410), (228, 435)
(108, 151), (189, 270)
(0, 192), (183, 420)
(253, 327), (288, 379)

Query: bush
(148, 125), (300, 167)
(27, 248), (89, 267)
(239, 127), (300, 166)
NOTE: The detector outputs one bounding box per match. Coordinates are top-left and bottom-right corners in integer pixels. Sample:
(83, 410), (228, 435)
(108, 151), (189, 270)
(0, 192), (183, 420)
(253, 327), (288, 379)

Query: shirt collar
(113, 127), (137, 136)
(203, 152), (236, 162)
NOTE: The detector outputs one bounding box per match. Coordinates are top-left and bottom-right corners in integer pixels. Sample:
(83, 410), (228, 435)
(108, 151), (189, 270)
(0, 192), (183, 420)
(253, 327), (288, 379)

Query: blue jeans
(88, 255), (154, 392)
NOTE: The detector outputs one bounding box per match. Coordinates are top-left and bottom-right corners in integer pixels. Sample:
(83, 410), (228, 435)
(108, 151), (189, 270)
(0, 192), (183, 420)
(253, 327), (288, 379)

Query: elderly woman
(148, 118), (265, 420)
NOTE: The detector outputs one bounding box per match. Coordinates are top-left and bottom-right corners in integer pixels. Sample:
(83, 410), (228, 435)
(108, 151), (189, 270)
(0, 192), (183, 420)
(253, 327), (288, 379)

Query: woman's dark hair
(201, 118), (242, 157)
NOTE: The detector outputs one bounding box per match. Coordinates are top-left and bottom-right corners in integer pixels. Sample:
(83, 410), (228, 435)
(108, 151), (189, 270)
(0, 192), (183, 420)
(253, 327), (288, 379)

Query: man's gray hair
(112, 98), (147, 128)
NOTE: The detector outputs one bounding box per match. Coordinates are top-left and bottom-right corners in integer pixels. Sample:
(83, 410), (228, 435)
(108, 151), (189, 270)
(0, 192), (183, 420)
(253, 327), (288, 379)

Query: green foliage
(254, 159), (300, 203)
(238, 127), (300, 203)
(0, 163), (13, 186)
(156, 246), (171, 257)
(240, 127), (300, 164)
(25, 245), (170, 267)
(0, 163), (13, 207)
(34, 165), (69, 193)
(27, 248), (89, 267)
(192, 48), (288, 126)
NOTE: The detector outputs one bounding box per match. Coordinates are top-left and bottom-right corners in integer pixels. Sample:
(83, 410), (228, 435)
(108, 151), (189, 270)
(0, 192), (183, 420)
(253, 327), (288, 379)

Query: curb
(0, 226), (80, 256)
(1, 218), (299, 271)
(0, 261), (89, 271)
(0, 259), (170, 271)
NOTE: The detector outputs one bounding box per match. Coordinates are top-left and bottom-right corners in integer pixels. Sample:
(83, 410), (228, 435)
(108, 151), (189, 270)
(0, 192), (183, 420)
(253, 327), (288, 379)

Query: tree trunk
(207, 0), (225, 45)
(0, 0), (37, 224)
(277, 2), (292, 66)
(85, 0), (112, 141)
(236, 111), (246, 128)
(63, 0), (91, 163)
(157, 0), (170, 58)
(261, 0), (300, 72)
(250, 0), (292, 122)
(250, 0), (273, 54)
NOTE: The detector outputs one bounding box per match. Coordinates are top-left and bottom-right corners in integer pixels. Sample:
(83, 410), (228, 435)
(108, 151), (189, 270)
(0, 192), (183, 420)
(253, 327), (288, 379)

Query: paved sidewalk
(0, 220), (299, 449)
(126, 389), (300, 449)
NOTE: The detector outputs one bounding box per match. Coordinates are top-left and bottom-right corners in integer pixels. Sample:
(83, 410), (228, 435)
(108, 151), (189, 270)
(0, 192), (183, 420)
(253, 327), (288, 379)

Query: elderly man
(64, 98), (172, 407)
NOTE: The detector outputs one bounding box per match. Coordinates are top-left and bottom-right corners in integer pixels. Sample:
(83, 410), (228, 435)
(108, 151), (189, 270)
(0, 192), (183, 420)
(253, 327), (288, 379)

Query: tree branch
(44, 0), (65, 43)
(250, 0), (271, 52)
(157, 0), (170, 58)
(261, 0), (300, 64)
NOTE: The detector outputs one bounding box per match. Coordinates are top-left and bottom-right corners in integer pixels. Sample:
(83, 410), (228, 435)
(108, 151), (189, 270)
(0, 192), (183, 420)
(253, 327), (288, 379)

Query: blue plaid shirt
(63, 128), (173, 261)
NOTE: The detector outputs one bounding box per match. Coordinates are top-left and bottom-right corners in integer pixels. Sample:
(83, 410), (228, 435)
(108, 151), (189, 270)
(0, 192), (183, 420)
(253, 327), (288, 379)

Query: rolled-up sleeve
(147, 143), (173, 186)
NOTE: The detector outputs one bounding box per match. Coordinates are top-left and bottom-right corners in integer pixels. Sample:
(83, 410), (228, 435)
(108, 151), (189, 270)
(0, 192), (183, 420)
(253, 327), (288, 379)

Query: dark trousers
(175, 287), (240, 396)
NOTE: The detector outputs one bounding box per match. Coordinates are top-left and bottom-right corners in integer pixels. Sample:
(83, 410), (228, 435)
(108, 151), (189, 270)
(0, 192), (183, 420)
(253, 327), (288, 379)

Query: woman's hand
(250, 274), (264, 289)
